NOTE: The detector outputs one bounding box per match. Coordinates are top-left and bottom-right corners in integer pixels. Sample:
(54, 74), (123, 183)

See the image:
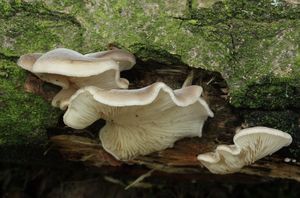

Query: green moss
(131, 44), (184, 65)
(230, 77), (300, 109)
(224, 0), (300, 21)
(0, 59), (60, 146)
(190, 1), (232, 26)
(0, 1), (12, 16)
(38, 0), (229, 70)
(295, 54), (300, 68)
(0, 1), (83, 56)
(227, 18), (300, 108)
(187, 1), (300, 109)
(191, 0), (300, 23)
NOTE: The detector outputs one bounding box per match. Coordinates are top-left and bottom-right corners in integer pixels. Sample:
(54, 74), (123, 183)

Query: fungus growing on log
(197, 127), (292, 174)
(17, 48), (135, 109)
(63, 82), (214, 160)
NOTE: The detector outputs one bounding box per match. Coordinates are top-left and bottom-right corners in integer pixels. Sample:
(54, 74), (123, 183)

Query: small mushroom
(197, 127), (292, 174)
(63, 82), (214, 160)
(17, 48), (135, 109)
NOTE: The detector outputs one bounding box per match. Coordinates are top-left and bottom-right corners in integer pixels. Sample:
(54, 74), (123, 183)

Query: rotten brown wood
(25, 59), (300, 182)
(49, 133), (300, 183)
(24, 73), (58, 101)
(50, 135), (121, 167)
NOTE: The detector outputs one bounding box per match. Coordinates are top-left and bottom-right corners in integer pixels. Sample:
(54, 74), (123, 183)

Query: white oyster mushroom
(63, 82), (214, 160)
(197, 127), (292, 174)
(17, 48), (135, 110)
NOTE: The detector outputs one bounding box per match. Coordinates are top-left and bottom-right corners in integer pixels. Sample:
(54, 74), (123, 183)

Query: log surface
(0, 0), (299, 184)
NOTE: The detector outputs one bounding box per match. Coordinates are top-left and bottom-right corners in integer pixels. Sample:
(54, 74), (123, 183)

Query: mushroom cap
(85, 47), (136, 71)
(197, 127), (292, 174)
(233, 127), (292, 160)
(17, 53), (43, 71)
(17, 52), (70, 88)
(197, 152), (234, 174)
(17, 48), (133, 87)
(63, 82), (214, 160)
(18, 48), (129, 89)
(17, 48), (133, 109)
(31, 48), (124, 77)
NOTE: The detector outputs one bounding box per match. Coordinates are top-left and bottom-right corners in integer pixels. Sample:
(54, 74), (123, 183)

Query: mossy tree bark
(0, 0), (299, 182)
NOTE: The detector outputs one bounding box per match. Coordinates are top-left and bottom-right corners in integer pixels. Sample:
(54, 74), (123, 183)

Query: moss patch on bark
(0, 59), (60, 146)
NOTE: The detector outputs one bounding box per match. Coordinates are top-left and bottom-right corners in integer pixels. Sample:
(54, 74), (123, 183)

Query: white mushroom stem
(64, 82), (214, 160)
(197, 127), (292, 174)
(51, 87), (77, 110)
(182, 70), (194, 88)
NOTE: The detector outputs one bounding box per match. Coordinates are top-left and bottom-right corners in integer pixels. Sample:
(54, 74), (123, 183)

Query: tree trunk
(0, 0), (299, 183)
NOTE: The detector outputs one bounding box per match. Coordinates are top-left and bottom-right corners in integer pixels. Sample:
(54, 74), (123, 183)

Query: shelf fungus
(17, 48), (135, 110)
(197, 127), (292, 174)
(63, 82), (214, 160)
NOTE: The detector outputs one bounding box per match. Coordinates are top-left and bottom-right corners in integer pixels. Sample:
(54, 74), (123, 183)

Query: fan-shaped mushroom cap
(197, 127), (292, 174)
(17, 48), (135, 109)
(85, 47), (136, 71)
(18, 53), (70, 88)
(31, 48), (131, 77)
(63, 82), (214, 160)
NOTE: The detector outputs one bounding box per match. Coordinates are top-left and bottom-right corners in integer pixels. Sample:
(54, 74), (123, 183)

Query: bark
(0, 0), (299, 184)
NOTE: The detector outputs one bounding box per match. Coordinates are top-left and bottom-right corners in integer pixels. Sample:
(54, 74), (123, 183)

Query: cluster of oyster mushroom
(18, 47), (292, 174)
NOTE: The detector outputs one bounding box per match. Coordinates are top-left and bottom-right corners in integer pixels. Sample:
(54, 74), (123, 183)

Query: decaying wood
(50, 133), (300, 182)
(27, 60), (300, 182)
(50, 135), (121, 167)
(24, 74), (58, 101)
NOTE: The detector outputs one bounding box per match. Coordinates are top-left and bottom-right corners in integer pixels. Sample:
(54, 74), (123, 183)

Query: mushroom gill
(197, 127), (292, 174)
(63, 82), (214, 160)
